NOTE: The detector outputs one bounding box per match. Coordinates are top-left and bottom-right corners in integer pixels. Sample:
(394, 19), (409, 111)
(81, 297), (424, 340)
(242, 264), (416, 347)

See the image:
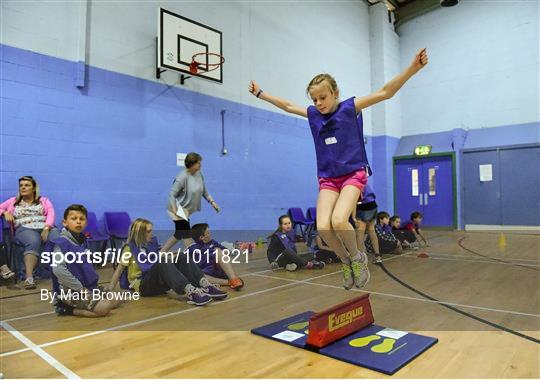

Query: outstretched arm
(248, 80), (308, 118)
(417, 228), (429, 246)
(354, 48), (429, 112)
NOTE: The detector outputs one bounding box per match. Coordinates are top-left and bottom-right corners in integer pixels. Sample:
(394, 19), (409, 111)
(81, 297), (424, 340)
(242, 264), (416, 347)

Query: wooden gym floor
(1, 230), (539, 378)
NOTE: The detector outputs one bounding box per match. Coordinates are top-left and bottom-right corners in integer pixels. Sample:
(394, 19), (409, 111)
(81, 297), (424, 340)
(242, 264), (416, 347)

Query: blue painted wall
(370, 135), (400, 214)
(462, 145), (540, 227)
(398, 1), (539, 136)
(3, 43), (538, 233)
(1, 44), (324, 235)
(394, 123), (540, 228)
(463, 123), (540, 150)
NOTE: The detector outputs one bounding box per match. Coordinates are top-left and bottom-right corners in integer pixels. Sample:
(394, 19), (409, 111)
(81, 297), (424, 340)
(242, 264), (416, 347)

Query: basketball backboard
(157, 8), (223, 83)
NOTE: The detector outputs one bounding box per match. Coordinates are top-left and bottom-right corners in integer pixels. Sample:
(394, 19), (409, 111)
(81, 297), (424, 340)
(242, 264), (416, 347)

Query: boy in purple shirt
(188, 223), (244, 290)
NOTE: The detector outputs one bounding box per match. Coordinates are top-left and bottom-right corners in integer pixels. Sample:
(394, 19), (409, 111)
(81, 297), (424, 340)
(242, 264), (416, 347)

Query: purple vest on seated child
(275, 230), (297, 253)
(50, 235), (99, 295)
(307, 97), (371, 178)
(119, 236), (160, 290)
(187, 239), (225, 270)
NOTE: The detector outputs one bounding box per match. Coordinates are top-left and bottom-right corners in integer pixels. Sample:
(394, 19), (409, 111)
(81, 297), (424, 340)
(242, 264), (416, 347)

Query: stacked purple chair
(104, 212), (131, 251)
(305, 207), (317, 237)
(84, 212), (111, 253)
(287, 208), (314, 241)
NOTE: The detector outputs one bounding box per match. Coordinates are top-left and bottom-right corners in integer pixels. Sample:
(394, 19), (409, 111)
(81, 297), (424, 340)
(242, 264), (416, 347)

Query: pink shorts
(318, 169), (368, 193)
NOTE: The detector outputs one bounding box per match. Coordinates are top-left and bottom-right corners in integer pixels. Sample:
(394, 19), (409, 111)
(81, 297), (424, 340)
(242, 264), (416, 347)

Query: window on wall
(429, 167), (436, 196)
(411, 169), (419, 196)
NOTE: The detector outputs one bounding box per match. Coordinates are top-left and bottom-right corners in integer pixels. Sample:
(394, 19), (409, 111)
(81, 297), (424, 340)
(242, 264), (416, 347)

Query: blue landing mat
(251, 312), (438, 375)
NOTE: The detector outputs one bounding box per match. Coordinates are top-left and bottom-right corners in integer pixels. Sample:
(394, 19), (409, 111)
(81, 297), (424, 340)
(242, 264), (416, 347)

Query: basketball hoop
(189, 52), (225, 75)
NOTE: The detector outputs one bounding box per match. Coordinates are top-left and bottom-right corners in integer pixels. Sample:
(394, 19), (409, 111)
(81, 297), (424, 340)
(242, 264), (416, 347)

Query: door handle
(419, 194), (423, 206)
(424, 193), (428, 205)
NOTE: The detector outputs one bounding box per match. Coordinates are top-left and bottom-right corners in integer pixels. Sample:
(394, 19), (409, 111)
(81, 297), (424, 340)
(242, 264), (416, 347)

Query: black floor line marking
(379, 262), (540, 344)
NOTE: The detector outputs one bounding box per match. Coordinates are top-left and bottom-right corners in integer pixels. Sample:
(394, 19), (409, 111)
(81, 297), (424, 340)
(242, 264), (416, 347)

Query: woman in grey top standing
(160, 152), (221, 253)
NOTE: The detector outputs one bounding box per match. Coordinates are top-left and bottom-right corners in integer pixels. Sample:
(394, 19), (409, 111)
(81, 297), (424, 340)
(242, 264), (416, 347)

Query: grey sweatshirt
(167, 170), (213, 216)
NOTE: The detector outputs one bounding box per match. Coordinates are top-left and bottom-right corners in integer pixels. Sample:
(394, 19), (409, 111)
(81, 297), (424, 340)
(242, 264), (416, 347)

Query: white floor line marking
(251, 272), (540, 318)
(0, 269), (333, 358)
(0, 253), (402, 325)
(3, 248), (534, 360)
(0, 347), (29, 357)
(1, 267), (277, 324)
(0, 321), (79, 379)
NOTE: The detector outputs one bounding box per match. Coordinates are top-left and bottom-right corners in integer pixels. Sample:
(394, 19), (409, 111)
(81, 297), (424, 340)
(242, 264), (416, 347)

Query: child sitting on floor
(108, 218), (227, 306)
(267, 215), (325, 271)
(405, 211), (429, 247)
(51, 204), (122, 317)
(365, 212), (402, 256)
(188, 223), (245, 290)
(390, 215), (419, 250)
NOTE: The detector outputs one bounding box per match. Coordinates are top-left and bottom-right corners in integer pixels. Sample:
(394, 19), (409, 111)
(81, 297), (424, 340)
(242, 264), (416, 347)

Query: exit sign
(414, 145), (432, 156)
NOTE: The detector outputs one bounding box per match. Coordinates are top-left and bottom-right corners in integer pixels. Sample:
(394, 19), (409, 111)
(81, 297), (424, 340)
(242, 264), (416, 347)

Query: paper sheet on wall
(479, 164), (493, 182)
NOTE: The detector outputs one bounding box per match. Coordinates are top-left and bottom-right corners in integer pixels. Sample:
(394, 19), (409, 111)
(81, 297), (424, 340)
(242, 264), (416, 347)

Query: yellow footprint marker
(287, 321), (308, 331)
(370, 338), (396, 353)
(349, 335), (381, 348)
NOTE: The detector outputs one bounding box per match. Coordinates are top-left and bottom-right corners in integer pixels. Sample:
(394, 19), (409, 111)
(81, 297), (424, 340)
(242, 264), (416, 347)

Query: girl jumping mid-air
(248, 48), (428, 289)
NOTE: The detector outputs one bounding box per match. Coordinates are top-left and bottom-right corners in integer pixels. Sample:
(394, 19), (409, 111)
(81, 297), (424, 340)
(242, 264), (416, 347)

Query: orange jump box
(306, 294), (374, 348)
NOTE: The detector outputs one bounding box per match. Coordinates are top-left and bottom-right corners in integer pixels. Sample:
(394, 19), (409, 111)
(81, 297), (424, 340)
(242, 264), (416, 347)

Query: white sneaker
(24, 277), (36, 290)
(285, 263), (298, 271)
(351, 258), (370, 288)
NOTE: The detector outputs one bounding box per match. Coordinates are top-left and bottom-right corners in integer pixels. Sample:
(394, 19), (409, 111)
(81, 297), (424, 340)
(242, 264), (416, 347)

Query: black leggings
(275, 249), (307, 268)
(173, 219), (191, 240)
(393, 229), (416, 244)
(314, 249), (340, 263)
(366, 236), (398, 254)
(140, 252), (204, 296)
(0, 243), (9, 267)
